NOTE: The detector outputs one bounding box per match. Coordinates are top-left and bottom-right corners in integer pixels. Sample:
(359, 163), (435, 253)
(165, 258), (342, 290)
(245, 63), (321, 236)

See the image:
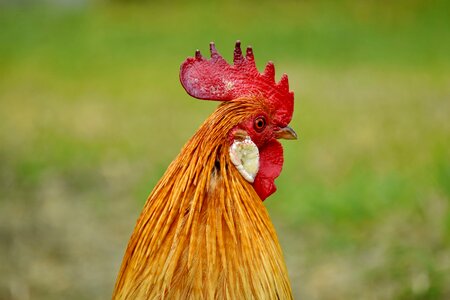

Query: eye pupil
(254, 117), (266, 132)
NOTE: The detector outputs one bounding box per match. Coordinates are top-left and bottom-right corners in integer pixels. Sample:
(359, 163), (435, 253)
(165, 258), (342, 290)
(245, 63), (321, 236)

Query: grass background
(0, 0), (449, 299)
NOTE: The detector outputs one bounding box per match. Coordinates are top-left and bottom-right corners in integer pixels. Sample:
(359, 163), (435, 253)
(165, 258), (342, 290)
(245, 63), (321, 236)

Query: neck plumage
(113, 101), (293, 299)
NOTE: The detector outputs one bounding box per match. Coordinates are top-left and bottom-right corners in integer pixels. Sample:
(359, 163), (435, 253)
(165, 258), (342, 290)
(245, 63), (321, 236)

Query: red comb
(180, 41), (294, 125)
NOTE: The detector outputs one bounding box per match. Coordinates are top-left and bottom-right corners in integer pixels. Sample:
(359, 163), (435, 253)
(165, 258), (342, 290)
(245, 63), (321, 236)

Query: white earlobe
(229, 137), (259, 183)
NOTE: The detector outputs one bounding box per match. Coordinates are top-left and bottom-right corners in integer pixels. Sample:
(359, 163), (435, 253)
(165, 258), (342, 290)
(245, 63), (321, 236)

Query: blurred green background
(0, 0), (449, 299)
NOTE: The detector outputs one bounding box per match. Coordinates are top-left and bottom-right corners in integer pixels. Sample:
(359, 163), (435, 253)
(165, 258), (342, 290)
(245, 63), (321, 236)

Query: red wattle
(253, 140), (284, 201)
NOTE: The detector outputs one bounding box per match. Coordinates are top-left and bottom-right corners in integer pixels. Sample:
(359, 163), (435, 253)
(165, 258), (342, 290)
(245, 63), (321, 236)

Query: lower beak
(275, 126), (298, 140)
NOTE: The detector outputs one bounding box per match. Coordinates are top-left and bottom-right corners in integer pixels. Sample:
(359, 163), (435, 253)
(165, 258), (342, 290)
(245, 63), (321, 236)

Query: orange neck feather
(113, 100), (293, 299)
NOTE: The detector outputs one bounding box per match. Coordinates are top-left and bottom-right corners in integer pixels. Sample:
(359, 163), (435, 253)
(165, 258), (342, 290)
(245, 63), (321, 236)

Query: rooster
(113, 41), (297, 299)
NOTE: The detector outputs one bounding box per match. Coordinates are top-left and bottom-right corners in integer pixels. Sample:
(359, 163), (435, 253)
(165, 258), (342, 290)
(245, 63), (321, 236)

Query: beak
(274, 126), (298, 140)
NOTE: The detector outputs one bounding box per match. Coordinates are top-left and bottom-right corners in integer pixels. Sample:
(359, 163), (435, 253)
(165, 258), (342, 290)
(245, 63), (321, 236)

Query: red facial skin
(230, 112), (285, 201)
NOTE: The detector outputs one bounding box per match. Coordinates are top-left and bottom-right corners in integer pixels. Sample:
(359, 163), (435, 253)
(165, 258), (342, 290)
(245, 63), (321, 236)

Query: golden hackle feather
(113, 99), (293, 299)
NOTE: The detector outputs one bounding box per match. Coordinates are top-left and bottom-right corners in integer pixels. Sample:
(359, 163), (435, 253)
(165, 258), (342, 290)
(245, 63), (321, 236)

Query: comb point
(264, 61), (275, 81)
(279, 74), (289, 91)
(246, 46), (254, 60)
(195, 50), (202, 60)
(234, 40), (243, 63)
(210, 42), (218, 57)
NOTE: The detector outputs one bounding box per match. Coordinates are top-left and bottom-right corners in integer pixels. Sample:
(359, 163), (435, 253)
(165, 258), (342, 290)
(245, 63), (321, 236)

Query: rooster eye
(254, 116), (266, 132)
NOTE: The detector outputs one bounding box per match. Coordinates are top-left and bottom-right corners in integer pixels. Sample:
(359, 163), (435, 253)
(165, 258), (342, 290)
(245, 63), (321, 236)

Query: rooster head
(180, 41), (296, 201)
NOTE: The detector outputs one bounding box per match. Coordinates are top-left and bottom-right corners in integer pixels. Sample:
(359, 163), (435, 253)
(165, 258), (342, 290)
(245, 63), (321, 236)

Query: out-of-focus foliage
(0, 1), (449, 299)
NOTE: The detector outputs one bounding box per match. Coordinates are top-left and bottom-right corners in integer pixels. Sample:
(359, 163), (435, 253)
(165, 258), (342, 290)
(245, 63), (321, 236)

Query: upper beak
(274, 126), (298, 140)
